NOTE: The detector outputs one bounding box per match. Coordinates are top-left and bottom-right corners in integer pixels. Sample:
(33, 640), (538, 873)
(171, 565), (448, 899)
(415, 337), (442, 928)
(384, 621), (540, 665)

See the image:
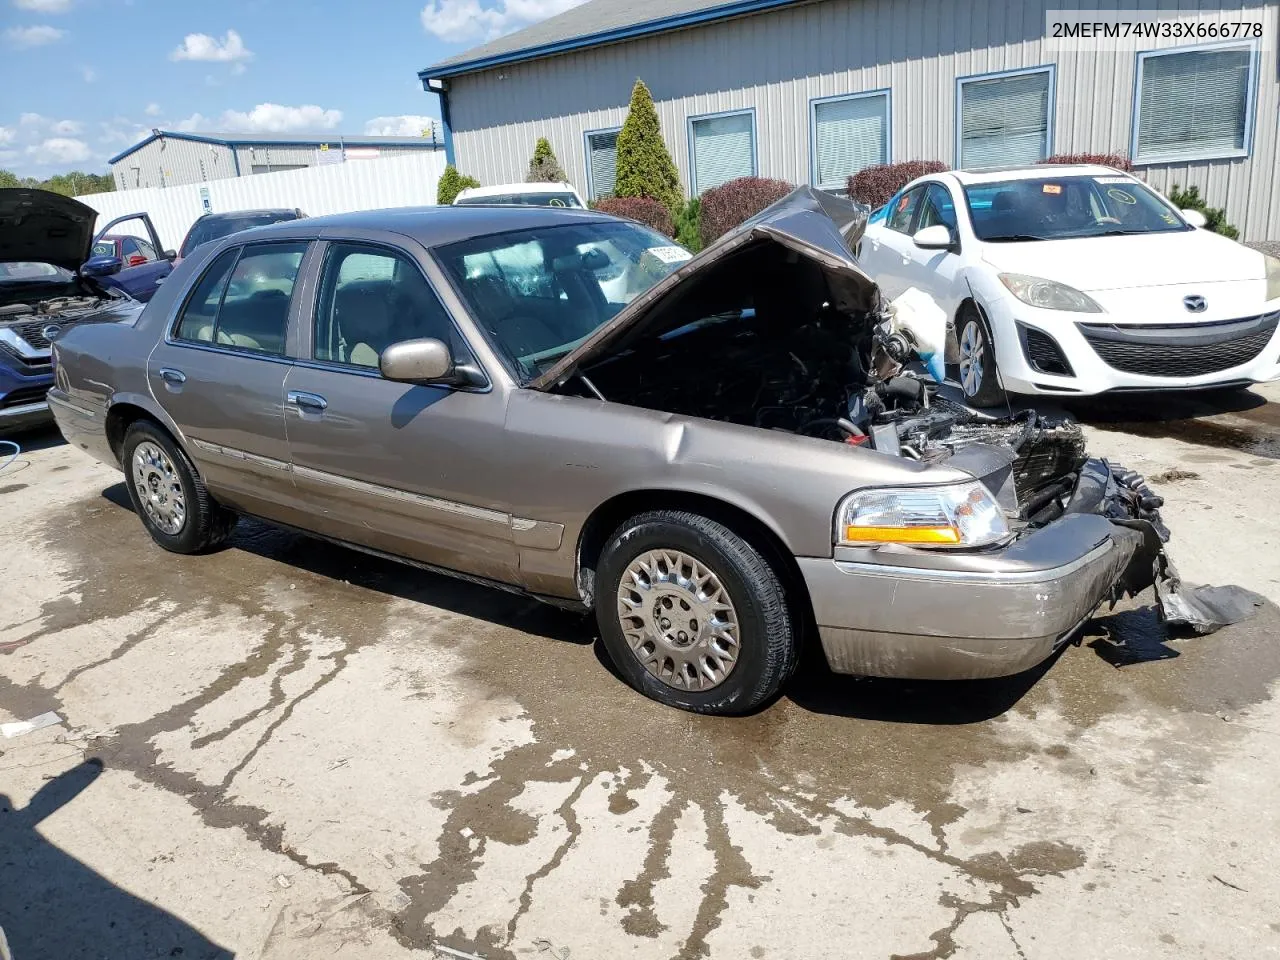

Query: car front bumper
(0, 397), (54, 432)
(987, 299), (1280, 396)
(799, 513), (1142, 680)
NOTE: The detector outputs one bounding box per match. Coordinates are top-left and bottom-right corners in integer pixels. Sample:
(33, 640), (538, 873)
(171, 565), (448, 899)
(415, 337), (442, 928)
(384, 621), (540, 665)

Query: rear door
(282, 237), (518, 582)
(147, 240), (311, 519)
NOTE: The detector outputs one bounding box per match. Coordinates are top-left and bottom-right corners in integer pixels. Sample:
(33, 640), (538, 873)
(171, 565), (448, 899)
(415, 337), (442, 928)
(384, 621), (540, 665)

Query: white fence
(79, 151), (447, 252)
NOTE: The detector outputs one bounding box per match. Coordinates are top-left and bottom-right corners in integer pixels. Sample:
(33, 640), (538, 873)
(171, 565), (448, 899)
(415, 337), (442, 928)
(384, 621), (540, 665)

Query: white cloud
(5, 24), (66, 47)
(0, 126), (14, 145)
(419, 0), (586, 42)
(174, 103), (342, 134)
(80, 65), (96, 82)
(50, 119), (81, 135)
(170, 28), (251, 63)
(27, 137), (92, 164)
(144, 103), (161, 117)
(364, 115), (438, 137)
(19, 112), (44, 127)
(14, 0), (74, 11)
(98, 117), (149, 147)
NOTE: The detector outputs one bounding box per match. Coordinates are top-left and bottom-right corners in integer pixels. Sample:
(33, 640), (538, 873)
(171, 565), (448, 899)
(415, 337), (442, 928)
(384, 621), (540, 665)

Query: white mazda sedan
(858, 165), (1280, 405)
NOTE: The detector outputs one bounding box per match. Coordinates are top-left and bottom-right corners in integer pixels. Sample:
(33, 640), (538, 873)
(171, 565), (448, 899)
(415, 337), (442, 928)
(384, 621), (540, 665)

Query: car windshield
(0, 262), (72, 283)
(436, 220), (691, 381)
(964, 175), (1191, 242)
(455, 192), (583, 208)
(180, 212), (298, 257)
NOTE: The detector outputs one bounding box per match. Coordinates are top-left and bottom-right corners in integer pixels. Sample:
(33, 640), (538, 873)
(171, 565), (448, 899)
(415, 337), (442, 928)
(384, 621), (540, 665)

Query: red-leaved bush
(848, 161), (948, 208)
(591, 196), (675, 237)
(699, 176), (793, 246)
(1041, 153), (1135, 171)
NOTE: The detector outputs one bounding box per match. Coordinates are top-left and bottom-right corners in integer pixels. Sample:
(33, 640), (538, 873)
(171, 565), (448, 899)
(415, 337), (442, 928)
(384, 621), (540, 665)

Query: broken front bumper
(799, 512), (1143, 680)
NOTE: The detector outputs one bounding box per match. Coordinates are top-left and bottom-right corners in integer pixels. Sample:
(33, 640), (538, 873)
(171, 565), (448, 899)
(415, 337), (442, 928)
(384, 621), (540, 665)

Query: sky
(0, 0), (587, 178)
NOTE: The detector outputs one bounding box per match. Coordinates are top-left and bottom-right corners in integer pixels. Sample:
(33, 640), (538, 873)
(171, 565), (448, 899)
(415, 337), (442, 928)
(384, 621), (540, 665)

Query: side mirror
(1180, 209), (1208, 229)
(82, 255), (123, 277)
(380, 338), (455, 384)
(912, 225), (955, 251)
(164, 249), (177, 260)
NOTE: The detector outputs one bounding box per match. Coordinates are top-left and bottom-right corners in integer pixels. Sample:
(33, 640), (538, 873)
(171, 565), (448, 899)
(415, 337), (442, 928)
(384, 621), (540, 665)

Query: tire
(121, 420), (237, 554)
(956, 303), (1005, 408)
(595, 509), (798, 715)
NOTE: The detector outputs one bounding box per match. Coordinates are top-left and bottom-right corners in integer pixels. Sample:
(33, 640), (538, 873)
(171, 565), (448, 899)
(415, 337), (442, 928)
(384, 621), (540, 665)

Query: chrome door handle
(286, 391), (328, 412)
(159, 368), (186, 384)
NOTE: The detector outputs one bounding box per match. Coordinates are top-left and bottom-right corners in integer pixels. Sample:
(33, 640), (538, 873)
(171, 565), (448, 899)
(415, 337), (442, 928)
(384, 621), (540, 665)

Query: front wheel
(595, 510), (798, 714)
(956, 305), (1005, 408)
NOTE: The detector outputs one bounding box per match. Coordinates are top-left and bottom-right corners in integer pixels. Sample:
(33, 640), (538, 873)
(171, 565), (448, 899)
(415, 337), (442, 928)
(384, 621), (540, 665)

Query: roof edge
(420, 0), (805, 80)
(109, 130), (441, 165)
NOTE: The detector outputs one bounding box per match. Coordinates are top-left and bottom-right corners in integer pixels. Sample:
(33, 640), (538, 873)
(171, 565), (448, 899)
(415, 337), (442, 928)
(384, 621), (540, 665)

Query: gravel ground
(3, 385), (1280, 960)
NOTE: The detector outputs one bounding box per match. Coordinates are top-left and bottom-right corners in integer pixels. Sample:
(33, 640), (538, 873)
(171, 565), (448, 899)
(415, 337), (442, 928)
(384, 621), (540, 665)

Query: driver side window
(887, 187), (924, 234)
(918, 184), (958, 233)
(314, 243), (457, 369)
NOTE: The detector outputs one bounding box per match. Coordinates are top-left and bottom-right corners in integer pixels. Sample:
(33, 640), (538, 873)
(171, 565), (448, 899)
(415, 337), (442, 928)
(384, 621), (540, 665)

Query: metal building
(420, 0), (1278, 240)
(108, 129), (444, 191)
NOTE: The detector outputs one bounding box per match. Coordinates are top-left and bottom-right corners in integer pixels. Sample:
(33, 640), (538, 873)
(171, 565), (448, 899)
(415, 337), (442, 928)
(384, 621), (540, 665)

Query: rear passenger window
(314, 243), (457, 369)
(173, 242), (307, 355)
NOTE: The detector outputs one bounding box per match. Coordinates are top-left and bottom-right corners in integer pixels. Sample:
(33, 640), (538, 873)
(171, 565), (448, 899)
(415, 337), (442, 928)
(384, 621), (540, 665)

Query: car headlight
(999, 273), (1103, 313)
(1265, 254), (1280, 302)
(836, 481), (1011, 549)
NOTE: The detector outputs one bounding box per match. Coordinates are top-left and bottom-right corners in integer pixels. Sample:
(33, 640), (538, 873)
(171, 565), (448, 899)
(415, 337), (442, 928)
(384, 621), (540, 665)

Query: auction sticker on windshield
(646, 246), (693, 264)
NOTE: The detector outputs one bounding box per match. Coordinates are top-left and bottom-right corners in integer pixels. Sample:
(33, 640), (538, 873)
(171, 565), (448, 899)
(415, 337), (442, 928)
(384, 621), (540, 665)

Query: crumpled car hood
(0, 188), (98, 272)
(529, 186), (879, 391)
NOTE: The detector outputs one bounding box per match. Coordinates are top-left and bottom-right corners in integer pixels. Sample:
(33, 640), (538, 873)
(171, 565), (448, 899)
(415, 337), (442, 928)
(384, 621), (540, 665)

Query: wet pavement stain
(6, 479), (1280, 959)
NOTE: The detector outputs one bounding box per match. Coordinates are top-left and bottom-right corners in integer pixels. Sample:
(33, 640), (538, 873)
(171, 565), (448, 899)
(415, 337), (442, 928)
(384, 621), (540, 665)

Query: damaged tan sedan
(48, 189), (1198, 714)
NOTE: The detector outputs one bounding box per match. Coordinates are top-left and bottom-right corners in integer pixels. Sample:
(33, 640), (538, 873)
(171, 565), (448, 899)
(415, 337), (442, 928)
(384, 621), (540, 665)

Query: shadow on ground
(0, 760), (232, 960)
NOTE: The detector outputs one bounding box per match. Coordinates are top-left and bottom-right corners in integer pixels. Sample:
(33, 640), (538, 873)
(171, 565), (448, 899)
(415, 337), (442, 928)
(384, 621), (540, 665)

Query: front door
(95, 213), (172, 301)
(147, 240), (310, 518)
(861, 185), (925, 301)
(282, 240), (518, 583)
(900, 183), (966, 319)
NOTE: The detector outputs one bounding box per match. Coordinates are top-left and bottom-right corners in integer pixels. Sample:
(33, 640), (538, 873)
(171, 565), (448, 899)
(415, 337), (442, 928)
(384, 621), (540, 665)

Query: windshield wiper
(982, 234), (1050, 242)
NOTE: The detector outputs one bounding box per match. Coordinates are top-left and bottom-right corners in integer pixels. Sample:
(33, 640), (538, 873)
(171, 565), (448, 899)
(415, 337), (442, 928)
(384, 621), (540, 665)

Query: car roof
(947, 164), (1125, 184)
(457, 182), (578, 198)
(196, 208), (300, 221)
(238, 203), (612, 249)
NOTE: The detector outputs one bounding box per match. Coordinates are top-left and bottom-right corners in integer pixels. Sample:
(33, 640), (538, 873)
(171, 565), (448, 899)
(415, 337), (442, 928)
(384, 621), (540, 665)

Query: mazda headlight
(836, 482), (1011, 549)
(999, 273), (1103, 313)
(1265, 254), (1280, 303)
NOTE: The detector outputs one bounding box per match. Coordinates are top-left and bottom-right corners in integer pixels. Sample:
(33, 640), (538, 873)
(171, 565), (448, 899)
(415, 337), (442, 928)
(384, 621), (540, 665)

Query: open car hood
(0, 188), (98, 272)
(528, 186), (878, 391)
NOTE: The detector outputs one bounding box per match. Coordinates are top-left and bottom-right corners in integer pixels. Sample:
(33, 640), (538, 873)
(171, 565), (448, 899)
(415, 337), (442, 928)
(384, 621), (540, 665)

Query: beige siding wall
(112, 141), (440, 190)
(447, 0), (1279, 239)
(111, 139), (238, 191)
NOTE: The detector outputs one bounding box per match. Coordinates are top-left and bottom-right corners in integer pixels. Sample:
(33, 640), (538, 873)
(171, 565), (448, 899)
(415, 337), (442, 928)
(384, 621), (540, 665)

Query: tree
(0, 168), (114, 195)
(437, 164), (480, 205)
(614, 79), (682, 213)
(526, 137), (567, 182)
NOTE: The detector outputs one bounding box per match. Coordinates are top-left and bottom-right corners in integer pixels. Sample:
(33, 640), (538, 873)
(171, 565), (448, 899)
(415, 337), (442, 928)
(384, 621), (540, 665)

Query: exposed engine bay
(549, 191), (1260, 635)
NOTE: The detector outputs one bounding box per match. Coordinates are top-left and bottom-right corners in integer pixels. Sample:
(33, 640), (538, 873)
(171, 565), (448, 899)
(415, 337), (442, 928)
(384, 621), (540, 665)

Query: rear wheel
(956, 304), (1005, 408)
(122, 420), (236, 554)
(595, 510), (797, 714)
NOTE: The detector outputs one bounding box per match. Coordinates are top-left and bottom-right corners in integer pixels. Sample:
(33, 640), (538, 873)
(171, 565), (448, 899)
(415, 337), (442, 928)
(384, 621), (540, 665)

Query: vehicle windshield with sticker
(435, 220), (692, 380)
(963, 175), (1191, 242)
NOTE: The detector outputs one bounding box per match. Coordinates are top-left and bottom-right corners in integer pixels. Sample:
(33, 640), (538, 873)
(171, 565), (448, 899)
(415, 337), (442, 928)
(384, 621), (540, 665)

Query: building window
(584, 128), (621, 199)
(1133, 42), (1257, 164)
(956, 67), (1053, 169)
(689, 109), (756, 195)
(811, 91), (890, 192)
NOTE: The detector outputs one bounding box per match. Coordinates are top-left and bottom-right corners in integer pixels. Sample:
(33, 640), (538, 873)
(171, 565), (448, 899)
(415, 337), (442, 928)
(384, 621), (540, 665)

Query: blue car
(1, 189), (145, 432)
